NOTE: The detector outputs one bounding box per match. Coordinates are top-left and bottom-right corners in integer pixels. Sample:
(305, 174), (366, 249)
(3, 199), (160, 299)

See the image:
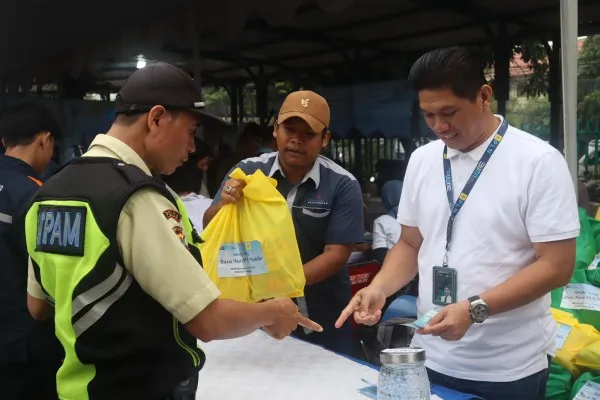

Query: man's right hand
(262, 298), (323, 340)
(203, 178), (247, 227)
(221, 178), (246, 205)
(335, 286), (387, 328)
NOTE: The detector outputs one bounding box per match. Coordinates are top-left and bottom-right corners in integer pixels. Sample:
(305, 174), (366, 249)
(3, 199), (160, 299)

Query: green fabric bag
(551, 209), (600, 329)
(570, 372), (600, 399)
(576, 209), (599, 271)
(546, 362), (573, 400)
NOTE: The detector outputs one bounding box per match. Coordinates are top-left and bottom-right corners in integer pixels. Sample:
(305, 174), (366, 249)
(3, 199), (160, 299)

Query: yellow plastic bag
(552, 308), (600, 376)
(200, 168), (305, 302)
(575, 340), (600, 371)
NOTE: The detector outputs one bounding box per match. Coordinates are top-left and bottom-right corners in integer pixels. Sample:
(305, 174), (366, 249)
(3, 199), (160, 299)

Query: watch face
(472, 303), (488, 322)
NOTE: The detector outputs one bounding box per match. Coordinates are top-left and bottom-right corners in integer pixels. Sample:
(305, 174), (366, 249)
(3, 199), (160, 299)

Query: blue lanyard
(442, 119), (508, 266)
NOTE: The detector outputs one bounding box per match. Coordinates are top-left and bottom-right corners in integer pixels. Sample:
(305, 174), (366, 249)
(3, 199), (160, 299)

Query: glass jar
(377, 348), (430, 400)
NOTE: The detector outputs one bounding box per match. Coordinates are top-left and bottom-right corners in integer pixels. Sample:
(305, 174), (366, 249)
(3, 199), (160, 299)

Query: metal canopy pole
(560, 0), (579, 190)
(189, 11), (204, 139)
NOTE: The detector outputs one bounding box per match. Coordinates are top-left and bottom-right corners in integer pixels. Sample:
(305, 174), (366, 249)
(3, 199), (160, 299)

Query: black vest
(29, 157), (205, 400)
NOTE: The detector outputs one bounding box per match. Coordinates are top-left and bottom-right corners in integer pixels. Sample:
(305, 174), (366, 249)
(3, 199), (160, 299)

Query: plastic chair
(382, 295), (417, 321)
(348, 260), (382, 329)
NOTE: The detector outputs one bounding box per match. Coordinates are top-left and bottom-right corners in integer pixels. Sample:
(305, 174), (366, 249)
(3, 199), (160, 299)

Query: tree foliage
(504, 35), (600, 139)
(203, 80), (296, 125)
(511, 39), (550, 98)
(578, 35), (600, 122)
(202, 35), (600, 125)
(579, 84), (600, 121)
(580, 35), (600, 79)
(505, 97), (551, 139)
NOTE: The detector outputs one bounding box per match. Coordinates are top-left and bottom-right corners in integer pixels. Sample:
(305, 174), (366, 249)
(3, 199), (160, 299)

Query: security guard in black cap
(25, 63), (321, 400)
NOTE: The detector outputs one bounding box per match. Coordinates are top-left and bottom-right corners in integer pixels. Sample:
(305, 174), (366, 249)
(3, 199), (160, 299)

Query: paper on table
(401, 309), (439, 329)
(431, 395), (444, 400)
(196, 330), (381, 400)
(560, 283), (600, 312)
(573, 381), (600, 400)
(357, 385), (377, 399)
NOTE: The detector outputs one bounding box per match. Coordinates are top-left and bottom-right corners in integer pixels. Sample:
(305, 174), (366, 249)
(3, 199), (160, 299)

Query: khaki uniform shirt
(28, 134), (220, 324)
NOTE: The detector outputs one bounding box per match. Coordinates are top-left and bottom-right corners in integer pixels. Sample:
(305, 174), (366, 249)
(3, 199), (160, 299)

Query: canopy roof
(1, 0), (599, 90)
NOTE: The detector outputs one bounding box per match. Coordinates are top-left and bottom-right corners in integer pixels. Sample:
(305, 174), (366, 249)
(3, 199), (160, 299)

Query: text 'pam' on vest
(36, 205), (87, 256)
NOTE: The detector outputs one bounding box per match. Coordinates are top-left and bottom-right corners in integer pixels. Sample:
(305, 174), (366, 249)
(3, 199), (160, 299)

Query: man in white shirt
(441, 287), (452, 304)
(372, 180), (403, 264)
(336, 47), (579, 400)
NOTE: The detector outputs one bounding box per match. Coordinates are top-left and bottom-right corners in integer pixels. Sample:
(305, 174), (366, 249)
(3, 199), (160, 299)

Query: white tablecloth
(195, 330), (379, 399)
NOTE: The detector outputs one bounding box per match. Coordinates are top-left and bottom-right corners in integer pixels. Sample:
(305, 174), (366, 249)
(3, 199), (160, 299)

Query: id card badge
(432, 266), (458, 306)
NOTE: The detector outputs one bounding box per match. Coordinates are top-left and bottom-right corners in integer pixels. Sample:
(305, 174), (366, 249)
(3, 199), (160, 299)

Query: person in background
(337, 47), (579, 399)
(372, 179), (418, 319)
(195, 140), (213, 172)
(258, 125), (277, 155)
(204, 90), (364, 356)
(331, 157), (371, 265)
(206, 142), (232, 197)
(163, 137), (214, 233)
(333, 157), (372, 243)
(0, 103), (64, 400)
(578, 181), (593, 217)
(372, 180), (402, 264)
(214, 122), (262, 186)
(193, 138), (213, 198)
(40, 149), (61, 180)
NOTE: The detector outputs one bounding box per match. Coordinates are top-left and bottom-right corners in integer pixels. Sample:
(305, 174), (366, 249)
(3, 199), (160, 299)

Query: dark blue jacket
(0, 155), (62, 363)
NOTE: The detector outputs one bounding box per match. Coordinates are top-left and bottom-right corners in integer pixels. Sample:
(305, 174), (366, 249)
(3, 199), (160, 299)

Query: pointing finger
(335, 296), (361, 328)
(297, 315), (323, 332)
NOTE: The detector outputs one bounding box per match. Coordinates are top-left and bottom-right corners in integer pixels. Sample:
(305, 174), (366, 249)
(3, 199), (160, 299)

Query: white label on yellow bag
(574, 381), (600, 400)
(560, 283), (600, 312)
(217, 241), (268, 278)
(555, 323), (572, 350)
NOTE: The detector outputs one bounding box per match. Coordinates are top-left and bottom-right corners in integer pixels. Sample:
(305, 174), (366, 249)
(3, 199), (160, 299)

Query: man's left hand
(416, 300), (473, 341)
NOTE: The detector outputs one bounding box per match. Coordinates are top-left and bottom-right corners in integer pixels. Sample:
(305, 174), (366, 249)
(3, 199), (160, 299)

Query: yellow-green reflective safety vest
(25, 157), (205, 400)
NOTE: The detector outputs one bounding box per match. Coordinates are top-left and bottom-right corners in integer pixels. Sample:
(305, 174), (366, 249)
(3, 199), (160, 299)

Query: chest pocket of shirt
(295, 206), (332, 255)
(301, 208), (331, 218)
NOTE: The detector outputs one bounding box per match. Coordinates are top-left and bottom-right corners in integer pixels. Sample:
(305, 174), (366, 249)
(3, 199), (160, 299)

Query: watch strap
(468, 295), (481, 303)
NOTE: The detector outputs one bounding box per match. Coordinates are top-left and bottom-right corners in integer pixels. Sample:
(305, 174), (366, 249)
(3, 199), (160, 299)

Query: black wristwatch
(468, 295), (489, 323)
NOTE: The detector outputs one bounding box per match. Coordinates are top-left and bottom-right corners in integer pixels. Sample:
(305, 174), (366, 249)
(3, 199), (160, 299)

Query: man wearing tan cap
(204, 90), (364, 355)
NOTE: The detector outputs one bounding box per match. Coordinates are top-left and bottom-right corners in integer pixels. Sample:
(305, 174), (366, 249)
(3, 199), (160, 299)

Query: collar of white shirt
(268, 153), (321, 188)
(445, 114), (505, 161)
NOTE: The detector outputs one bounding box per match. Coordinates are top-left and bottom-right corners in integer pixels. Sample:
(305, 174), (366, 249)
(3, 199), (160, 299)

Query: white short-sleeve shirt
(372, 214), (401, 250)
(397, 116), (580, 382)
(180, 193), (213, 234)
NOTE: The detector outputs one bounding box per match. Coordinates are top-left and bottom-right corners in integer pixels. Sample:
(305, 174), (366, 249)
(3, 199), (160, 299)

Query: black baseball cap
(114, 62), (219, 121)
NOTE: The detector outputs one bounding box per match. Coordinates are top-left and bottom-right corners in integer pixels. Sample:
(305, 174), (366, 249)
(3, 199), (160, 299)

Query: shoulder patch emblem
(163, 209), (182, 222)
(172, 226), (187, 248)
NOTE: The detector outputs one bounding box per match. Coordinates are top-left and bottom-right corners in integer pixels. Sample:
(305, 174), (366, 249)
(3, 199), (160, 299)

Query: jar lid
(380, 347), (426, 364)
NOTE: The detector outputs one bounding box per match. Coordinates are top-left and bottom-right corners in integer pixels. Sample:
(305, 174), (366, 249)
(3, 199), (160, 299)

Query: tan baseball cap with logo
(277, 90), (330, 134)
